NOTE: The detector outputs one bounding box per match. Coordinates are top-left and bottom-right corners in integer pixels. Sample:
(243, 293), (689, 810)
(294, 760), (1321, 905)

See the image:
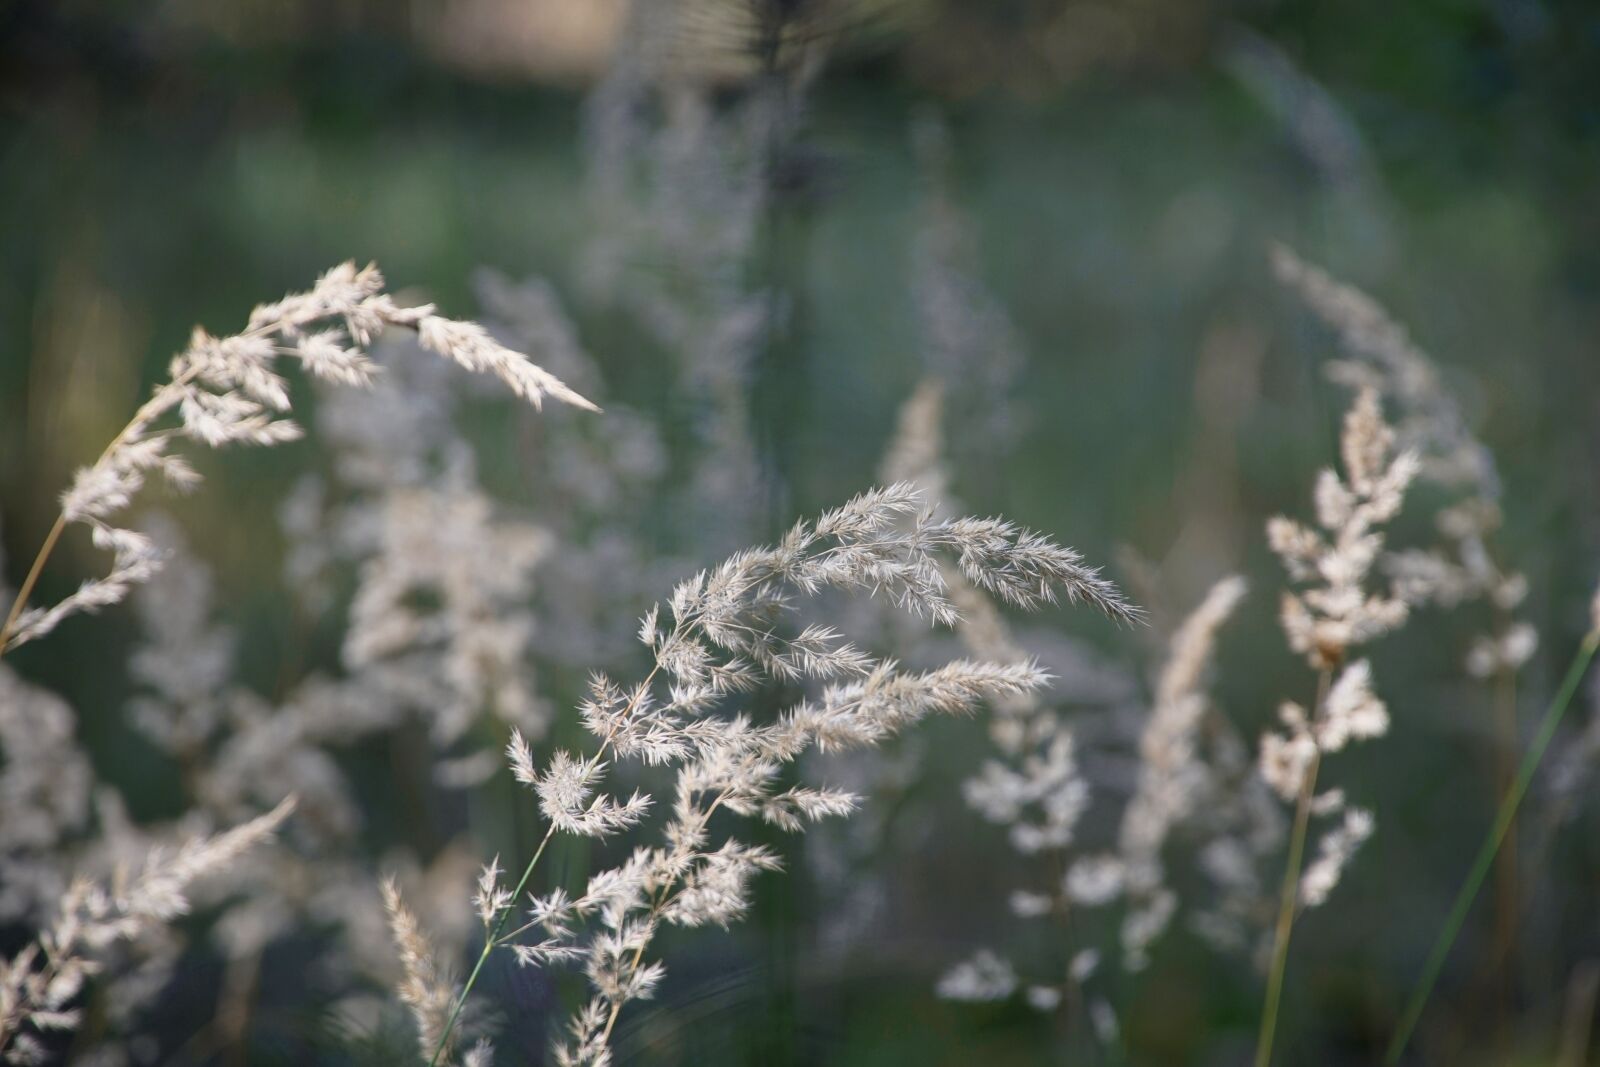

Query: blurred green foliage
(3, 2), (1600, 1064)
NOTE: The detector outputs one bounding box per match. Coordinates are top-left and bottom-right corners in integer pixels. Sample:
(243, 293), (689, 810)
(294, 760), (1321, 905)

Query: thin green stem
(426, 653), (667, 1065)
(1386, 631), (1600, 1064)
(489, 916), (542, 949)
(1255, 750), (1322, 1067)
(428, 823), (556, 1067)
(1255, 668), (1330, 1067)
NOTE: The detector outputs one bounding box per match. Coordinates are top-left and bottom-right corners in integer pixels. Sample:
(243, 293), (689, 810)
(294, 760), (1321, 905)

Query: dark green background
(2, 2), (1599, 1064)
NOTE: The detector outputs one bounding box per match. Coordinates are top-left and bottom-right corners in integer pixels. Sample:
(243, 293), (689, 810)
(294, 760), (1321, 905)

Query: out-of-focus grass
(2, 18), (1599, 1064)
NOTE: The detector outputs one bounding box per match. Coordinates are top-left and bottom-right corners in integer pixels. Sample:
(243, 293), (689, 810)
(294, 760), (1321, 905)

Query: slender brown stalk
(597, 783), (735, 1048)
(0, 514), (65, 653)
(598, 888), (668, 1048)
(0, 360), (206, 655)
(1255, 669), (1331, 1067)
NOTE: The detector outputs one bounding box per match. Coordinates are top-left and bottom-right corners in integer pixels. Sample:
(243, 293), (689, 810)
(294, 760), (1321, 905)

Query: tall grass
(3, 5), (1599, 1065)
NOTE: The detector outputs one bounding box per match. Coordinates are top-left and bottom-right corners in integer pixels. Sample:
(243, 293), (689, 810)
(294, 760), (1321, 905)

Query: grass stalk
(0, 514), (66, 653)
(1254, 669), (1331, 1067)
(1254, 750), (1322, 1067)
(427, 658), (662, 1065)
(1489, 651), (1519, 1046)
(428, 823), (555, 1067)
(0, 361), (205, 655)
(1385, 629), (1600, 1064)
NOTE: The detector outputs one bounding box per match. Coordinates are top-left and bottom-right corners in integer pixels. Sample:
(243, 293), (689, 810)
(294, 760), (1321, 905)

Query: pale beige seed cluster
(1260, 387), (1416, 911)
(464, 484), (1133, 1065)
(2, 262), (591, 656)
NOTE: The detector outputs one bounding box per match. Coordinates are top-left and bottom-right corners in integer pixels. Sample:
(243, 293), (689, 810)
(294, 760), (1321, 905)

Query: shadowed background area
(2, 1), (1600, 1065)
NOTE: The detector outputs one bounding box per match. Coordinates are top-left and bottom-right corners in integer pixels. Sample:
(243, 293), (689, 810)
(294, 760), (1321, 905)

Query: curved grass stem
(0, 514), (66, 653)
(1, 362), (206, 656)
